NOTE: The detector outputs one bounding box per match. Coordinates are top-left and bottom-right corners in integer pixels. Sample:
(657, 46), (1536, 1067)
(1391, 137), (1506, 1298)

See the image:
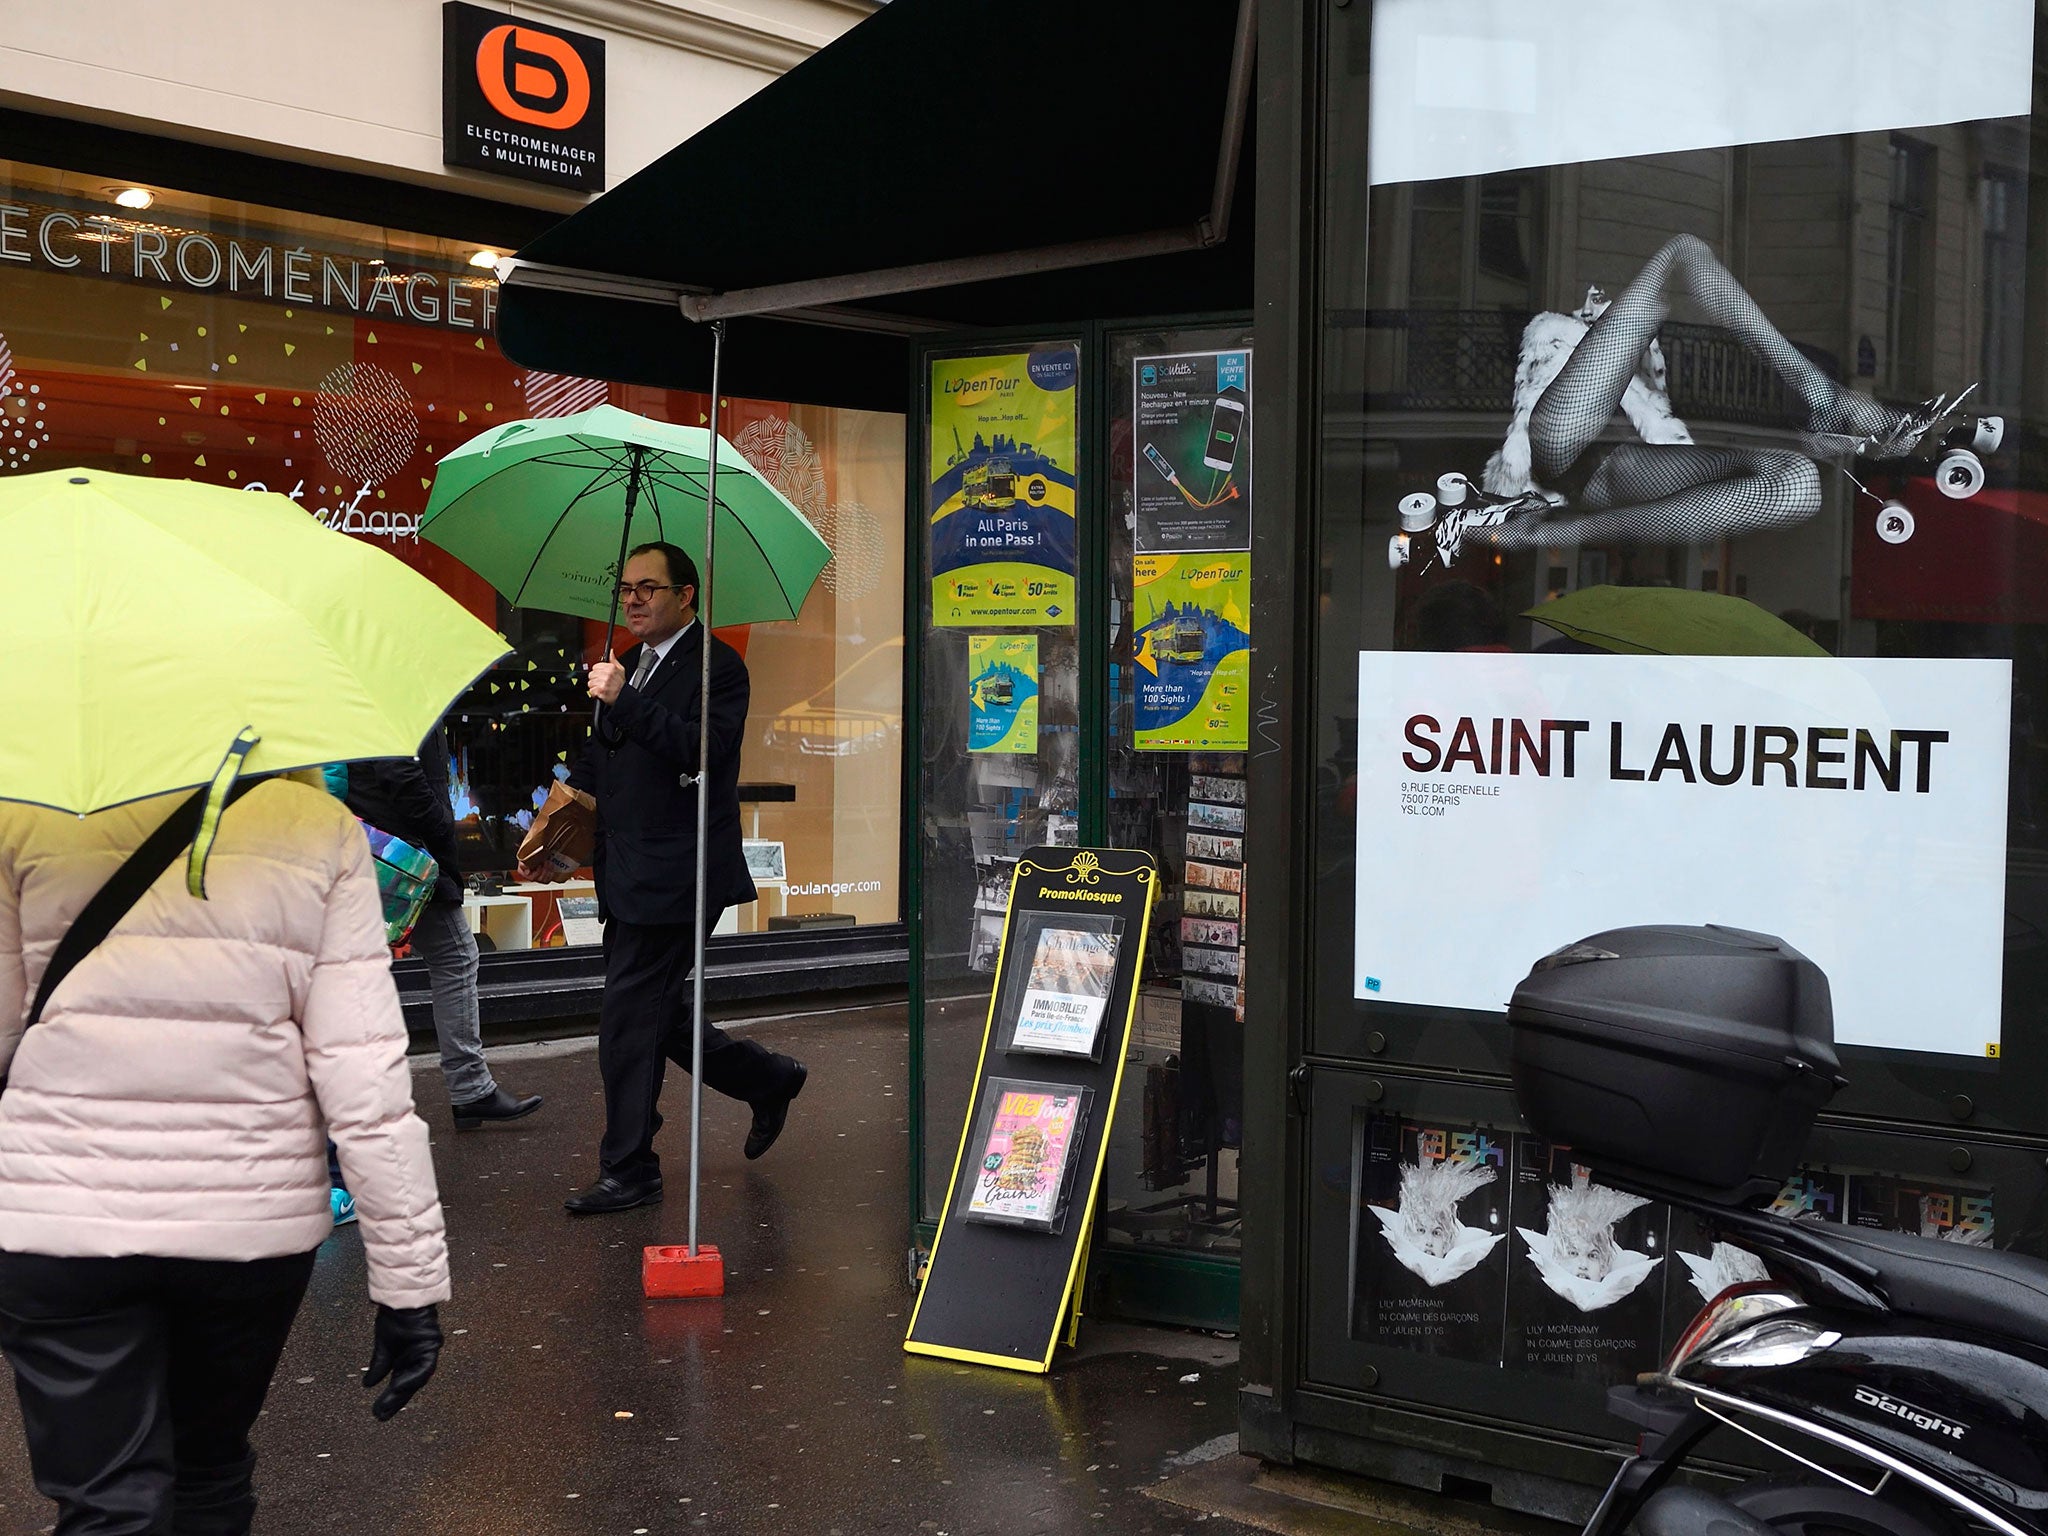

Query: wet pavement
(0, 1006), (1260, 1536)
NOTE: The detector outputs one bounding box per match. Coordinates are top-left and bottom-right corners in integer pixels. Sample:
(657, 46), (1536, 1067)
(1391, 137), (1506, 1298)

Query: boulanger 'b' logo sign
(476, 24), (590, 129)
(444, 3), (606, 191)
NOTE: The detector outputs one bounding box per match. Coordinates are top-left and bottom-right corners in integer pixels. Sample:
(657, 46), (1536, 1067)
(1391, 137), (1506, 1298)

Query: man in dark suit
(545, 541), (807, 1216)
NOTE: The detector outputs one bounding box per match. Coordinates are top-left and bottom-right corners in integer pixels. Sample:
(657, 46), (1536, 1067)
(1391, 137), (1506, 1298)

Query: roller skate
(1387, 474), (1550, 572)
(1849, 385), (2004, 546)
(1856, 385), (2004, 497)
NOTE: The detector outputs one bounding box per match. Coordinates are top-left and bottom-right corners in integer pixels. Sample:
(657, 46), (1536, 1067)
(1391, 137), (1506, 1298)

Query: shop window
(914, 343), (1086, 1221)
(1100, 323), (1255, 1260)
(1316, 4), (2048, 1428)
(0, 159), (904, 948)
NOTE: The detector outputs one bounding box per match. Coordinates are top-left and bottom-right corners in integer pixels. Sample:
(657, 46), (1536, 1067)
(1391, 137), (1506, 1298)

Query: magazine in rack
(963, 1078), (1095, 1234)
(999, 912), (1124, 1061)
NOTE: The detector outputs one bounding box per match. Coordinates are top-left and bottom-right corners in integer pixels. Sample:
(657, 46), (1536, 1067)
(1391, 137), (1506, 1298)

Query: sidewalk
(0, 1004), (1260, 1536)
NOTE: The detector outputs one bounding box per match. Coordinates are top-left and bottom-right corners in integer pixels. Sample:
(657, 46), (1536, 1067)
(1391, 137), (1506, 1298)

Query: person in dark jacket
(534, 542), (805, 1216)
(342, 728), (542, 1130)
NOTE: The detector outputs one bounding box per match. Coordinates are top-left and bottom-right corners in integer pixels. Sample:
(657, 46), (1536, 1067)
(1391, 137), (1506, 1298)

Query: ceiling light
(469, 249), (501, 269)
(112, 187), (154, 210)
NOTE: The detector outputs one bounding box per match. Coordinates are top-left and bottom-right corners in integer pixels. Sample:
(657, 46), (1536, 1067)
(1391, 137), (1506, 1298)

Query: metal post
(688, 321), (726, 1258)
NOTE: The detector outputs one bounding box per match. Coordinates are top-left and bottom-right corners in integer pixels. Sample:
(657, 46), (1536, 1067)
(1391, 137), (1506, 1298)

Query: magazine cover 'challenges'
(1004, 914), (1123, 1059)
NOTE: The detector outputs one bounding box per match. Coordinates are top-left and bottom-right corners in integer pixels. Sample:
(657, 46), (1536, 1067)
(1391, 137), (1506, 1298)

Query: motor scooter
(1506, 925), (2048, 1536)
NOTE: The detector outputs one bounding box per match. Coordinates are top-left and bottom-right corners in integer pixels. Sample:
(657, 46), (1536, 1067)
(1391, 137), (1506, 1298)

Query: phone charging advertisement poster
(1134, 554), (1252, 751)
(1354, 652), (2012, 1057)
(1506, 1138), (1667, 1385)
(1352, 1115), (1511, 1365)
(968, 635), (1039, 754)
(1133, 350), (1252, 553)
(929, 348), (1079, 628)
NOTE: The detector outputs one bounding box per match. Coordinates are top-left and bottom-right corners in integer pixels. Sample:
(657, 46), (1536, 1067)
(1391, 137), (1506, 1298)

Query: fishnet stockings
(1492, 233), (1901, 548)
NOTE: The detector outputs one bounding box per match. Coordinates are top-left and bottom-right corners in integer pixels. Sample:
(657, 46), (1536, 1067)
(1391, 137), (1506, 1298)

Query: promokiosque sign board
(906, 847), (1157, 1372)
(1353, 653), (2012, 1058)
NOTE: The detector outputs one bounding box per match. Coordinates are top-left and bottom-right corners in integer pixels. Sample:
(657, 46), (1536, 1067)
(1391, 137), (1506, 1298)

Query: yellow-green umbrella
(0, 468), (509, 817)
(1526, 585), (1830, 658)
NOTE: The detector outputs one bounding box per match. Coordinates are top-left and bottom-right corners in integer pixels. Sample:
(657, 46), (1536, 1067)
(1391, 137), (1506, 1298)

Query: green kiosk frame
(905, 318), (1256, 1335)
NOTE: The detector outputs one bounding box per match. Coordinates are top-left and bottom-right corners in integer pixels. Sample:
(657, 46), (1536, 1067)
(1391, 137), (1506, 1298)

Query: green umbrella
(1525, 585), (1830, 658)
(418, 402), (829, 638)
(0, 468), (508, 817)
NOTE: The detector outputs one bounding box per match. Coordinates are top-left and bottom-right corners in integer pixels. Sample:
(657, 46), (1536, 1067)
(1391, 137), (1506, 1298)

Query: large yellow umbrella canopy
(0, 468), (509, 815)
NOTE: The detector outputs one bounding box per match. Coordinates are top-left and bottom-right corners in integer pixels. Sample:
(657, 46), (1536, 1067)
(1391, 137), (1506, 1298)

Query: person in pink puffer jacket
(0, 776), (450, 1534)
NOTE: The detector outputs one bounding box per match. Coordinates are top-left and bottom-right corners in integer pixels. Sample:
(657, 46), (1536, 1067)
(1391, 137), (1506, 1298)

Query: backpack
(360, 822), (440, 948)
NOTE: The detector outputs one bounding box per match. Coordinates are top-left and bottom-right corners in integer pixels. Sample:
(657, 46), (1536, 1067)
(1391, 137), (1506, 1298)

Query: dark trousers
(0, 1248), (317, 1535)
(599, 912), (787, 1181)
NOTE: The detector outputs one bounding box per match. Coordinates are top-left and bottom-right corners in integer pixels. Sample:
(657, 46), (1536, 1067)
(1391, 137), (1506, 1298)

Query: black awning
(496, 0), (1253, 413)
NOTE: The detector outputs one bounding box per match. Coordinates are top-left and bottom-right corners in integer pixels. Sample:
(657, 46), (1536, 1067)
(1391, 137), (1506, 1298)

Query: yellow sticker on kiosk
(968, 635), (1039, 754)
(1133, 553), (1251, 751)
(929, 348), (1078, 627)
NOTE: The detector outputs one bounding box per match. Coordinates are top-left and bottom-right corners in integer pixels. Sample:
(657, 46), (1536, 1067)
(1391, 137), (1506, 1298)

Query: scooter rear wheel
(1638, 1486), (1774, 1535)
(1725, 1476), (1969, 1536)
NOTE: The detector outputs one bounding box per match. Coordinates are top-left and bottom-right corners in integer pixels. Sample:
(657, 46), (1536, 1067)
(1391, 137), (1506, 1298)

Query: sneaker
(330, 1187), (357, 1227)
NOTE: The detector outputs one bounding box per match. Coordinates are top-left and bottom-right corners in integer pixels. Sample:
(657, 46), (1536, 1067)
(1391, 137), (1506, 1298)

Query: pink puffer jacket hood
(0, 778), (450, 1308)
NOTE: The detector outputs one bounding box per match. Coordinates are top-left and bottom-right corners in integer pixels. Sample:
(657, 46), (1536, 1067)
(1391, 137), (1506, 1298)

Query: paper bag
(517, 781), (596, 881)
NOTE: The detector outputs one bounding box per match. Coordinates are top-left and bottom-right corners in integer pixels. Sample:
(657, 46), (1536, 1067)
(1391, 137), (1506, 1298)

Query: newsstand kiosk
(494, 0), (2048, 1521)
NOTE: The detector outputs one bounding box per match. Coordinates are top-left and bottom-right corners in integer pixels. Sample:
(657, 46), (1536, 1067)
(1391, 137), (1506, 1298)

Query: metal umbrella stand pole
(687, 320), (725, 1274)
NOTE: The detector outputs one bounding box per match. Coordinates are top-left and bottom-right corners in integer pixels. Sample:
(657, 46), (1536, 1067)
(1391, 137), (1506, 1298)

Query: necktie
(629, 647), (660, 690)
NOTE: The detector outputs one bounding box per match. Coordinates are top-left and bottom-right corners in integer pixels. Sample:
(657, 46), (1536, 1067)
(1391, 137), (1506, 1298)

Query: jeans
(409, 900), (495, 1105)
(0, 1248), (316, 1535)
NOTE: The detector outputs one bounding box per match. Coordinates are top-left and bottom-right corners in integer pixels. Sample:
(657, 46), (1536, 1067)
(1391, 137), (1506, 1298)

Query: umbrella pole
(592, 446), (645, 734)
(689, 321), (725, 1260)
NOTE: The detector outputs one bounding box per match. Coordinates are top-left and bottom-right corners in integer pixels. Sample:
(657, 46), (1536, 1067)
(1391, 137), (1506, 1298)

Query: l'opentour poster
(1353, 652), (2012, 1057)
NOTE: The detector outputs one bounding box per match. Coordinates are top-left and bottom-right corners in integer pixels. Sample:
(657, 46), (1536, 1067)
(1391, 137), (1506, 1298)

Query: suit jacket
(570, 626), (756, 926)
(343, 729), (464, 905)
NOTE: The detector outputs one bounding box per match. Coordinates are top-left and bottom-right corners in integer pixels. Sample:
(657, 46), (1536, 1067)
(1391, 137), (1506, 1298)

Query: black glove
(363, 1303), (442, 1421)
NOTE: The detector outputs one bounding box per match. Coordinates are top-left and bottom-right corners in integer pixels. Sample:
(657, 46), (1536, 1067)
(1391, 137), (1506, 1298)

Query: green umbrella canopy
(420, 403), (831, 628)
(0, 468), (509, 816)
(1525, 585), (1830, 658)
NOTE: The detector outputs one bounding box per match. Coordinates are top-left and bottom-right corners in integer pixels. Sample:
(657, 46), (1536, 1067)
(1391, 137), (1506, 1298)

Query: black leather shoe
(452, 1086), (544, 1130)
(563, 1175), (663, 1215)
(745, 1060), (807, 1161)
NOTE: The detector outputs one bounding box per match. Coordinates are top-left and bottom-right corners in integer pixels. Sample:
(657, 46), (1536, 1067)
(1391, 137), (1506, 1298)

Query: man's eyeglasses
(614, 581), (684, 603)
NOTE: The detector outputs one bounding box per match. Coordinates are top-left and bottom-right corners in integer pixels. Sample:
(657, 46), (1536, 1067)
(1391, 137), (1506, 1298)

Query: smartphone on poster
(1203, 386), (1246, 472)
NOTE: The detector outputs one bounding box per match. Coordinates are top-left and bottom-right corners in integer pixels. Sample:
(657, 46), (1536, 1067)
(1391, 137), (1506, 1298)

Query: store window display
(1296, 0), (2048, 1437)
(0, 160), (904, 947)
(1102, 323), (1254, 1261)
